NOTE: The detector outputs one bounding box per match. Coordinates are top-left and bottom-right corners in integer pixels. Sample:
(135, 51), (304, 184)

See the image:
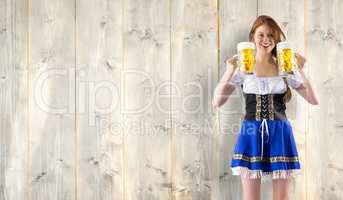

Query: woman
(212, 15), (318, 200)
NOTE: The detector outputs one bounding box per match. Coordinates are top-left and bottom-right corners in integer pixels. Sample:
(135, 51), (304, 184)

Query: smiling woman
(212, 15), (319, 200)
(250, 18), (285, 58)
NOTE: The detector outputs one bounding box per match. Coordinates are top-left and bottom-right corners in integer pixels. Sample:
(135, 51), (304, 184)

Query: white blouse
(228, 69), (304, 95)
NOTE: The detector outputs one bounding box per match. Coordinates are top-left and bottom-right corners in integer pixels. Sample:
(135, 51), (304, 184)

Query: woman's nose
(262, 37), (270, 43)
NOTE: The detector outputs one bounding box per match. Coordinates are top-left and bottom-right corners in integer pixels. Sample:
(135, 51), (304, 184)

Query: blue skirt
(230, 119), (301, 180)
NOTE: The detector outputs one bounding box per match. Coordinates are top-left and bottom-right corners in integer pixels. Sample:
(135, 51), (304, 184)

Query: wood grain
(123, 0), (172, 199)
(0, 0), (342, 199)
(0, 0), (29, 199)
(29, 0), (76, 199)
(170, 0), (218, 199)
(306, 0), (343, 199)
(76, 0), (123, 199)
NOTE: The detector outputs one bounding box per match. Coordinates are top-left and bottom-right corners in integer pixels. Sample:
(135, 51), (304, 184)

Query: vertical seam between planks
(74, 0), (78, 199)
(216, 0), (221, 182)
(216, 0), (220, 198)
(122, 0), (126, 199)
(303, 0), (310, 200)
(217, 0), (220, 80)
(169, 0), (174, 199)
(27, 0), (32, 199)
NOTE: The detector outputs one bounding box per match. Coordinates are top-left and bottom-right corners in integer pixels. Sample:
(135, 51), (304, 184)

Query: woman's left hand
(295, 53), (306, 70)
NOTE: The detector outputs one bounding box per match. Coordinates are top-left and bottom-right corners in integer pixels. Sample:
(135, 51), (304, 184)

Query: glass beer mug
(277, 42), (297, 76)
(236, 42), (255, 74)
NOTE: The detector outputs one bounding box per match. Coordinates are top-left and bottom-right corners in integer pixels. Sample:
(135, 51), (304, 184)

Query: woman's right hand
(213, 55), (239, 108)
(225, 54), (239, 71)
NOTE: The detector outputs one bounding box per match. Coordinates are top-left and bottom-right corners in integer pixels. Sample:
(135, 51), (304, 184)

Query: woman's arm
(212, 57), (238, 108)
(294, 53), (319, 105)
(294, 70), (319, 105)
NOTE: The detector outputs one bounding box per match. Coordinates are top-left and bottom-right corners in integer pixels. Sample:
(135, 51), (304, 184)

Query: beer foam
(237, 42), (255, 51)
(277, 42), (291, 50)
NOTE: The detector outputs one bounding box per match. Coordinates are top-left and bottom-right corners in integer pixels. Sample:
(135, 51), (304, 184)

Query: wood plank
(75, 0), (123, 199)
(123, 0), (172, 199)
(305, 0), (343, 199)
(0, 0), (29, 199)
(170, 0), (218, 199)
(29, 0), (76, 199)
(258, 0), (307, 199)
(218, 1), (257, 199)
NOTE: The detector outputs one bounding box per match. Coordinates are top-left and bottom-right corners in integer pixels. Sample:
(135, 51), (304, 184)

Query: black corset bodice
(243, 92), (287, 120)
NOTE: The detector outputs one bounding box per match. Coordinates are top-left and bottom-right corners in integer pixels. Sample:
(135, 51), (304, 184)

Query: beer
(277, 42), (296, 75)
(237, 42), (255, 74)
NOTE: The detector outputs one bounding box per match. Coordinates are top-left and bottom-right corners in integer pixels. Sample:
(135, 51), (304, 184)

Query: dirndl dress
(227, 70), (304, 181)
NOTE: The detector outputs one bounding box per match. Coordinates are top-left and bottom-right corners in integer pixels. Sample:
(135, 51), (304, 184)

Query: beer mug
(236, 42), (255, 74)
(277, 42), (297, 75)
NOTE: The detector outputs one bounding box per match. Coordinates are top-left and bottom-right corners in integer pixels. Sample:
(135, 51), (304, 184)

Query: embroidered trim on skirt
(230, 119), (301, 181)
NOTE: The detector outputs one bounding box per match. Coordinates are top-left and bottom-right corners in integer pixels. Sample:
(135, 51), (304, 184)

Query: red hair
(249, 15), (286, 58)
(249, 15), (291, 103)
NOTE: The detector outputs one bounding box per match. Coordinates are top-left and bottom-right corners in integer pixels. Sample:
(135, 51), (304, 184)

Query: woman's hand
(293, 53), (319, 105)
(295, 53), (306, 71)
(212, 55), (239, 108)
(225, 54), (239, 71)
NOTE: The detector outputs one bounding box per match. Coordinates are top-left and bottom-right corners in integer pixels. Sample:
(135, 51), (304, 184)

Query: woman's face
(252, 24), (276, 54)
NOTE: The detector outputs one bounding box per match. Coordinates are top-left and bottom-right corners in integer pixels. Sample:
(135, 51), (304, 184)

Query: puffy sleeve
(286, 70), (304, 89)
(228, 70), (245, 86)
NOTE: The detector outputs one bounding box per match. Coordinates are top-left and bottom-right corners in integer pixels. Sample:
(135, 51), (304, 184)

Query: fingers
(295, 53), (306, 69)
(295, 53), (306, 61)
(224, 56), (239, 70)
(225, 55), (237, 64)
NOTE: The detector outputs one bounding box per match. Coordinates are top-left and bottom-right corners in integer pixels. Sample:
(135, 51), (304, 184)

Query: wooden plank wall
(170, 0), (217, 199)
(306, 0), (343, 199)
(0, 0), (342, 199)
(76, 0), (123, 199)
(0, 0), (28, 199)
(29, 0), (76, 199)
(218, 1), (257, 200)
(123, 0), (171, 199)
(257, 1), (307, 199)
